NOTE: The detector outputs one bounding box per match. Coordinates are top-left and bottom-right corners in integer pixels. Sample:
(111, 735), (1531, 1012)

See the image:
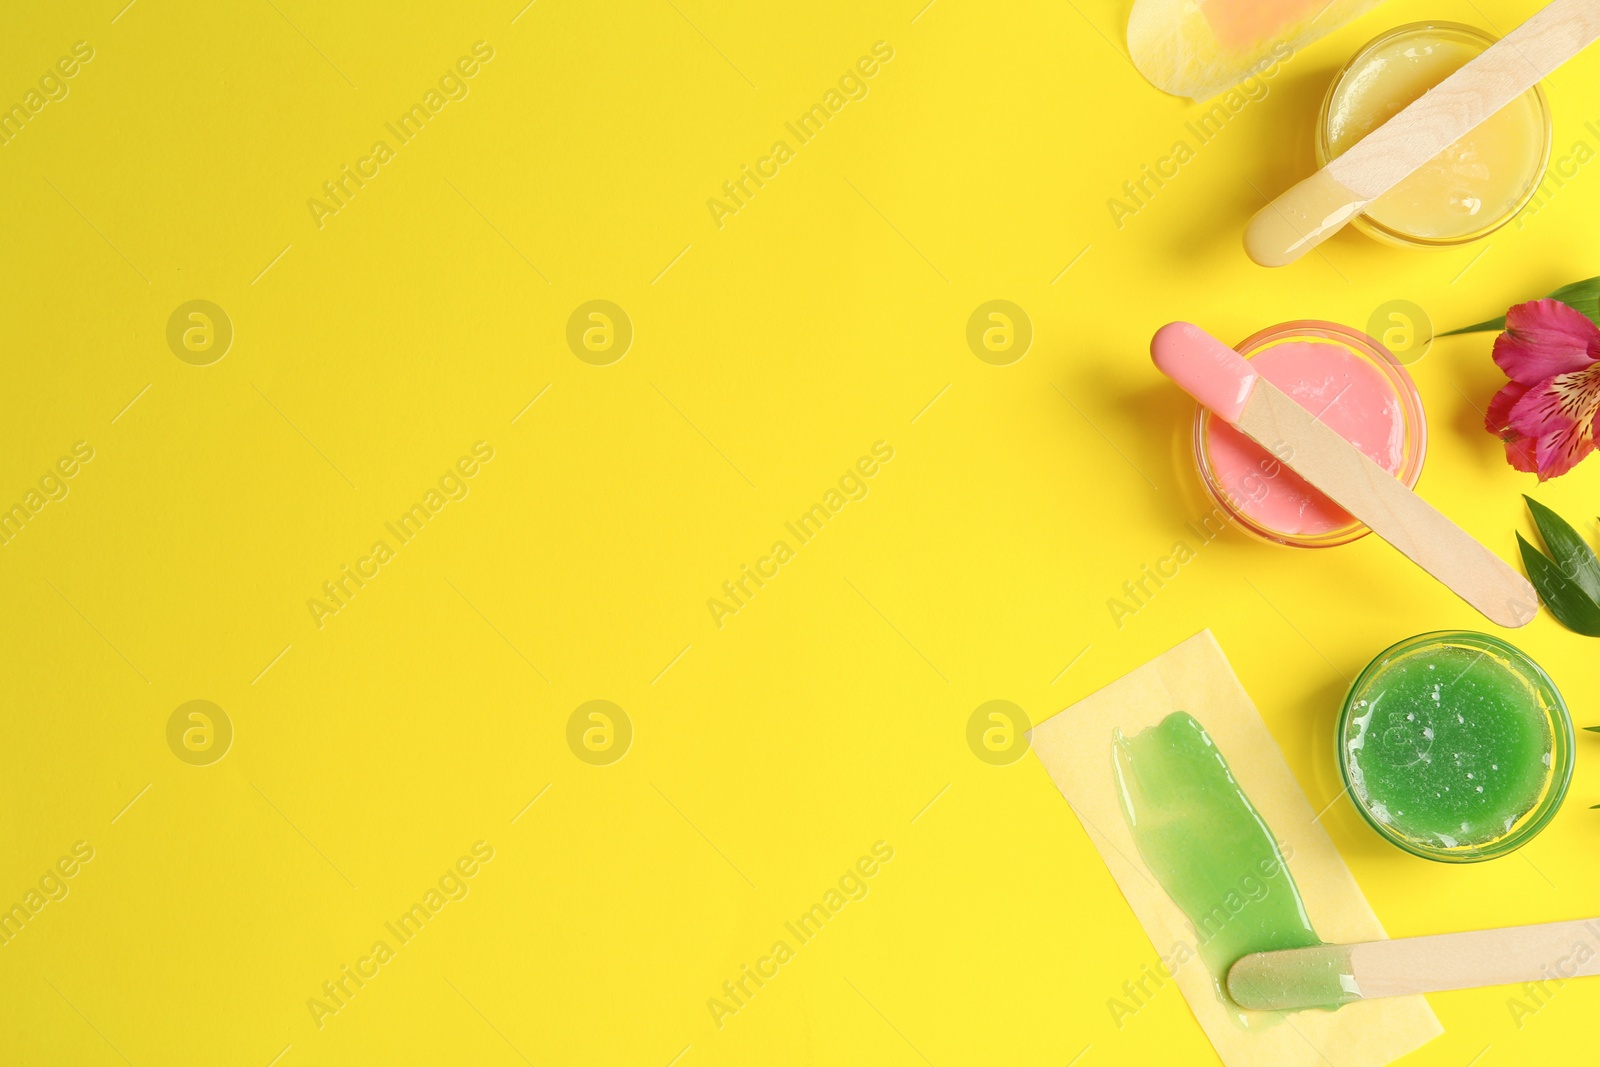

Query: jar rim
(1190, 319), (1427, 548)
(1315, 22), (1553, 249)
(1335, 630), (1574, 863)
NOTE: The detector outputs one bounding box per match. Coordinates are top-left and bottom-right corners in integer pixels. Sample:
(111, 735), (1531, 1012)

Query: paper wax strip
(1029, 631), (1440, 1067)
(1127, 0), (1387, 100)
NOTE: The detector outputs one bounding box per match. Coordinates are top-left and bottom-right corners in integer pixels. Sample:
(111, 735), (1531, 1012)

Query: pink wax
(1204, 340), (1405, 537)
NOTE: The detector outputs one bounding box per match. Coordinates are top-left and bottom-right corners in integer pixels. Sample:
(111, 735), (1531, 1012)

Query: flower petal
(1485, 380), (1529, 436)
(1504, 433), (1540, 473)
(1492, 299), (1600, 384)
(1533, 424), (1597, 480)
(1507, 364), (1600, 440)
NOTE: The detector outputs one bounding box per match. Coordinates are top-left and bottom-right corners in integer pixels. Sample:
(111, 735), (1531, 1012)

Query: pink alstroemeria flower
(1485, 298), (1600, 480)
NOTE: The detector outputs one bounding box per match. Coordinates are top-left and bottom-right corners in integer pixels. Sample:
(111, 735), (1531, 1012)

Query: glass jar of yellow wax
(1317, 23), (1552, 248)
(1337, 632), (1573, 862)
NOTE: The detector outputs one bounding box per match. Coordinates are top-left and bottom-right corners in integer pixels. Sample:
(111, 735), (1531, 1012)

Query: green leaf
(1441, 275), (1600, 335)
(1586, 726), (1600, 732)
(1524, 496), (1600, 602)
(1439, 314), (1507, 337)
(1518, 533), (1600, 637)
(1547, 277), (1600, 324)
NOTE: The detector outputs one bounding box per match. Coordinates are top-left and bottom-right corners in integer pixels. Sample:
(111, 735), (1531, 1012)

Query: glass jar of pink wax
(1190, 321), (1427, 548)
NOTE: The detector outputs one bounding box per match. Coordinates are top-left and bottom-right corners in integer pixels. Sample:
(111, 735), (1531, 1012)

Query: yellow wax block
(1128, 0), (1387, 100)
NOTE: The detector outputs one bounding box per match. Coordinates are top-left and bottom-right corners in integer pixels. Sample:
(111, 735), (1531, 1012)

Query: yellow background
(3, 0), (1599, 1064)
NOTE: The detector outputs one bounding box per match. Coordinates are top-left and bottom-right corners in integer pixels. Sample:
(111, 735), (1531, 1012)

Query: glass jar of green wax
(1337, 632), (1573, 862)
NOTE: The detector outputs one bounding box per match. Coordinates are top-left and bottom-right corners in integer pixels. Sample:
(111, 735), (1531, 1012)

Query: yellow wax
(1323, 26), (1548, 242)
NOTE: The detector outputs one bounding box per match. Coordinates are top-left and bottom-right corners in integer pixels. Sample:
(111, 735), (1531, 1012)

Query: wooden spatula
(1245, 0), (1600, 267)
(1151, 322), (1538, 627)
(1229, 916), (1600, 1011)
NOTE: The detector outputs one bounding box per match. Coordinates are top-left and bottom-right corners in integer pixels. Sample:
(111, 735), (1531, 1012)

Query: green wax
(1343, 644), (1553, 849)
(1227, 944), (1360, 1012)
(1113, 712), (1324, 1017)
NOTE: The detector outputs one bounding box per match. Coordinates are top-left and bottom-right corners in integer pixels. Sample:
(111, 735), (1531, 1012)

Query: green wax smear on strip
(1113, 712), (1332, 1023)
(1344, 645), (1553, 849)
